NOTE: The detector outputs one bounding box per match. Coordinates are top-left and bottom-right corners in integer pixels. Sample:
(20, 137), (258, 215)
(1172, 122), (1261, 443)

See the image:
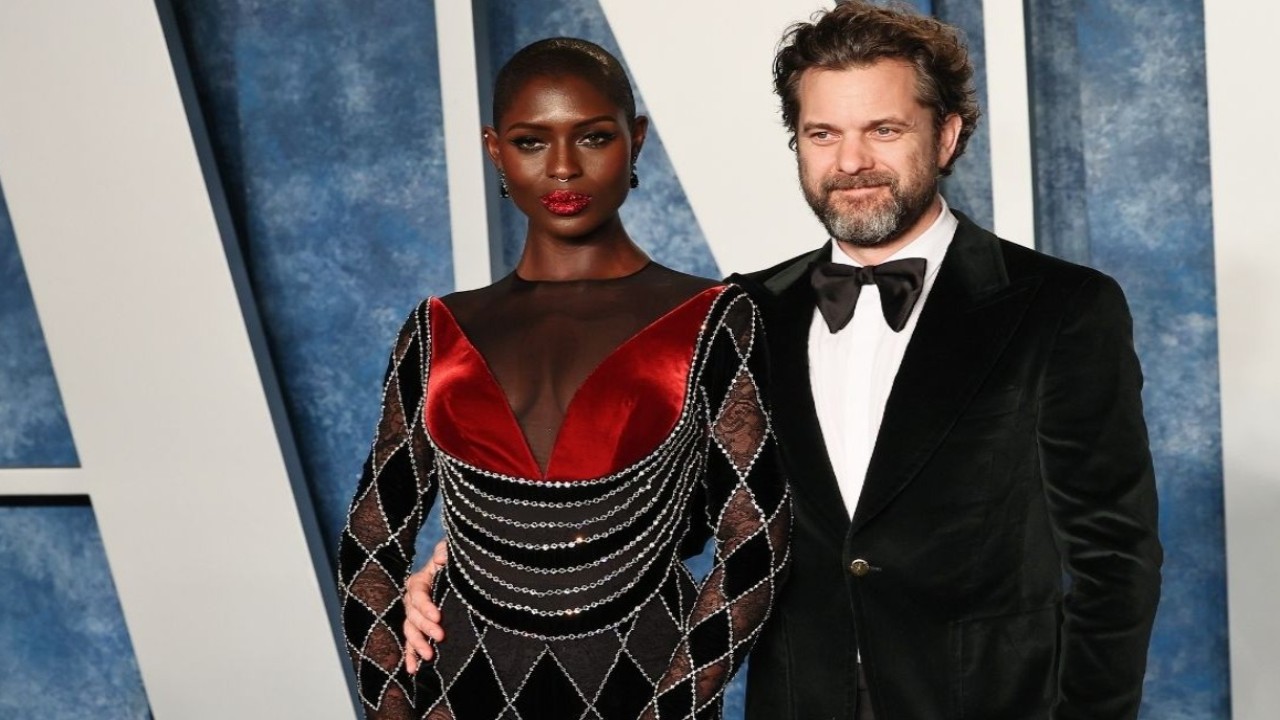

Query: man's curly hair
(773, 1), (980, 176)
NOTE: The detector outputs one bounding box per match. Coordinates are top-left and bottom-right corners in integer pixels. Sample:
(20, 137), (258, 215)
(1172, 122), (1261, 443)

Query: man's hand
(403, 539), (448, 674)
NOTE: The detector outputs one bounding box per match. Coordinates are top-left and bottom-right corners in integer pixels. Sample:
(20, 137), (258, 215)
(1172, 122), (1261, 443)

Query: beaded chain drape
(338, 279), (790, 720)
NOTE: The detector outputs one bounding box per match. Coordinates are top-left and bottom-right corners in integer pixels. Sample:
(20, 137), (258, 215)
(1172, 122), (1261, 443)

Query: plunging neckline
(427, 284), (721, 476)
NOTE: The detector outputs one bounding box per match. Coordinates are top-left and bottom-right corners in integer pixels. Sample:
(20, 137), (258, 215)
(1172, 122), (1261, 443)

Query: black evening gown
(339, 264), (791, 719)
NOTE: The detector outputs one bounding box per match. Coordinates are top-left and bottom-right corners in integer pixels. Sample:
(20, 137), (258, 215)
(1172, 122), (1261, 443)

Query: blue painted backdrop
(0, 502), (147, 717)
(170, 0), (456, 558)
(0, 181), (77, 468)
(919, 0), (995, 229)
(0, 0), (1228, 717)
(1, 185), (145, 714)
(1025, 1), (1229, 716)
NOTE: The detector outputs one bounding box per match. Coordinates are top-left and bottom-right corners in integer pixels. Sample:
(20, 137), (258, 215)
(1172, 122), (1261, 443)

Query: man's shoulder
(953, 210), (1114, 290)
(1004, 240), (1122, 307)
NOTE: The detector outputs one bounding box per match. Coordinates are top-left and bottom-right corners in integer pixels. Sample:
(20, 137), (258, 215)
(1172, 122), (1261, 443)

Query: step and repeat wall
(1, 0), (1275, 717)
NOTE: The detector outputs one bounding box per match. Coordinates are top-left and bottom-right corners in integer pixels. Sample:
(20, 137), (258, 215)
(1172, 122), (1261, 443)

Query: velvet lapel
(749, 247), (852, 538)
(849, 213), (1039, 534)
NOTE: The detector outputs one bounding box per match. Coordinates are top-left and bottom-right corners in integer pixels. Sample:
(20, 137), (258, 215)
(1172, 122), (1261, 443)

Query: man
(402, 3), (1162, 718)
(731, 3), (1162, 718)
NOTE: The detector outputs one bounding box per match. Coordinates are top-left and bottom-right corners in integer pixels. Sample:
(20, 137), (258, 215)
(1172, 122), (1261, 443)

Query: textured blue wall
(170, 0), (455, 565)
(0, 502), (149, 718)
(3, 121), (143, 720)
(0, 182), (77, 468)
(1027, 0), (1230, 717)
(900, 0), (996, 229)
(0, 0), (1231, 717)
(1027, 0), (1091, 264)
(932, 0), (994, 231)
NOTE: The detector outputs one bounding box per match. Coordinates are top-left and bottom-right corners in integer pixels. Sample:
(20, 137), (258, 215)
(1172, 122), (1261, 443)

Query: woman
(337, 38), (789, 720)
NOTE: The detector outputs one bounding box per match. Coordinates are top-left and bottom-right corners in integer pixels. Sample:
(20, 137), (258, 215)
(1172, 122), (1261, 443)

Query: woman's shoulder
(644, 263), (756, 299)
(634, 265), (762, 330)
(430, 275), (520, 326)
(645, 263), (721, 292)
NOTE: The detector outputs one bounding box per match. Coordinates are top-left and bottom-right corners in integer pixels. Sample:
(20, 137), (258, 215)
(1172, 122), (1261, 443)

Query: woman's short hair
(492, 38), (636, 128)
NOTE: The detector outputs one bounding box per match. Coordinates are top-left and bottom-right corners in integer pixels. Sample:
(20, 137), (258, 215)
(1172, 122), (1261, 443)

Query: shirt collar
(828, 195), (958, 277)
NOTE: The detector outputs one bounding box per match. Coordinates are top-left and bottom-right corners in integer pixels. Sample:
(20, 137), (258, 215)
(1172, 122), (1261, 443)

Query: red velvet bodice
(425, 287), (722, 481)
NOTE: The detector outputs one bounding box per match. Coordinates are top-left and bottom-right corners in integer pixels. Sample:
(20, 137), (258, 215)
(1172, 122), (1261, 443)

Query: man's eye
(873, 126), (899, 138)
(579, 131), (616, 148)
(810, 131), (833, 143)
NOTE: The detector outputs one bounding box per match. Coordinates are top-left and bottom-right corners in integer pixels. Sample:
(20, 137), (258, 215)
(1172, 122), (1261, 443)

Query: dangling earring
(498, 170), (510, 198)
(629, 168), (639, 189)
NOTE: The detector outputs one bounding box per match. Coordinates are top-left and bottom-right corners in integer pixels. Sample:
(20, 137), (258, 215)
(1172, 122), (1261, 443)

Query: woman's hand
(403, 539), (448, 674)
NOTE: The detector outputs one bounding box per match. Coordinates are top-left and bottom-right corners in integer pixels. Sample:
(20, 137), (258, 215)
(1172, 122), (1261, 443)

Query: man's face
(795, 60), (960, 251)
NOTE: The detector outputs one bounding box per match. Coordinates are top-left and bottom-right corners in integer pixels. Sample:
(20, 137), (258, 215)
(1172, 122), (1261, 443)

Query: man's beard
(800, 153), (938, 248)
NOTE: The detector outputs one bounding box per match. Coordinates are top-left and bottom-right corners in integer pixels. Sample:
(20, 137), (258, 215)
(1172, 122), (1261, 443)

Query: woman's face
(485, 74), (646, 241)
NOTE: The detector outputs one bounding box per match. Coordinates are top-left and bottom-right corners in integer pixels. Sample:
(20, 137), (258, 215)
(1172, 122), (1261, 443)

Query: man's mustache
(822, 172), (896, 193)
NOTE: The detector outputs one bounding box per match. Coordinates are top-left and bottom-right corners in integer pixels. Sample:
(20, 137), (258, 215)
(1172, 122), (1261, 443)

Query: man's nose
(835, 137), (875, 175)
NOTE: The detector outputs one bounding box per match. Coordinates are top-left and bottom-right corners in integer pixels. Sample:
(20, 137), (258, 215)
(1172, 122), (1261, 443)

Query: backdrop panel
(1026, 0), (1229, 716)
(0, 0), (1244, 717)
(171, 0), (456, 560)
(0, 183), (77, 468)
(0, 502), (149, 719)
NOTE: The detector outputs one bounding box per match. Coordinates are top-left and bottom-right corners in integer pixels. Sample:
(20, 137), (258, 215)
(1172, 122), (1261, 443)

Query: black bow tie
(810, 258), (927, 333)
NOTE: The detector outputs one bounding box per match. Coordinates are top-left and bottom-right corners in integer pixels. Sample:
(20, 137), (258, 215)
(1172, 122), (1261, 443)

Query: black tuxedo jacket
(731, 213), (1162, 720)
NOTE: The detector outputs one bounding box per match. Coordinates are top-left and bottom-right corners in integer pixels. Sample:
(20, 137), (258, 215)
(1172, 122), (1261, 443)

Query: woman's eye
(511, 136), (546, 151)
(579, 132), (616, 148)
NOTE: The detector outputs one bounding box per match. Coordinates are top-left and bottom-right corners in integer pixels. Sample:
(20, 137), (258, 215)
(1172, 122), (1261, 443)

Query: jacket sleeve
(647, 289), (792, 719)
(1038, 274), (1163, 720)
(337, 301), (438, 719)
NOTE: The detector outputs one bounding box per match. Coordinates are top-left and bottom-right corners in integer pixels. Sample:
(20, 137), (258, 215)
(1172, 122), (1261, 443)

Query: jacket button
(849, 559), (871, 577)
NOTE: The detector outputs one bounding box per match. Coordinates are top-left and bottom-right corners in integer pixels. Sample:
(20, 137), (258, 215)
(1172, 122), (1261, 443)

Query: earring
(629, 169), (640, 189)
(499, 171), (510, 198)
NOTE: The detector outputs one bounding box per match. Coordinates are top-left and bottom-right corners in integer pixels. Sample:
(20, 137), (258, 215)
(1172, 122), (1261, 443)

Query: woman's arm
(646, 290), (792, 719)
(337, 301), (438, 719)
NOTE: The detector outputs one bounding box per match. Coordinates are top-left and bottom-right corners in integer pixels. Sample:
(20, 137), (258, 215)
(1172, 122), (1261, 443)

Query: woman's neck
(515, 220), (649, 281)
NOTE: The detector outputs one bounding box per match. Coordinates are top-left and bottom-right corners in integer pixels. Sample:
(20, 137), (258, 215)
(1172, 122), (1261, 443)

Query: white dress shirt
(809, 196), (958, 518)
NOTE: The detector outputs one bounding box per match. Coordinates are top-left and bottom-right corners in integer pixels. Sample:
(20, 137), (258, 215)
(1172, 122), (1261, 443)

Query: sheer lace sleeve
(337, 301), (438, 719)
(647, 289), (792, 719)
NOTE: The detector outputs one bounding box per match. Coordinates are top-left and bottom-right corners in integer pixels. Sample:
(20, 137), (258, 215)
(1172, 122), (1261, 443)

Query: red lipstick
(540, 190), (592, 216)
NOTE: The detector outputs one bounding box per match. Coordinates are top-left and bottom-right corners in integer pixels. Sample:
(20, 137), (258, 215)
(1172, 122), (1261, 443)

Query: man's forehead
(798, 59), (917, 90)
(796, 60), (927, 117)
